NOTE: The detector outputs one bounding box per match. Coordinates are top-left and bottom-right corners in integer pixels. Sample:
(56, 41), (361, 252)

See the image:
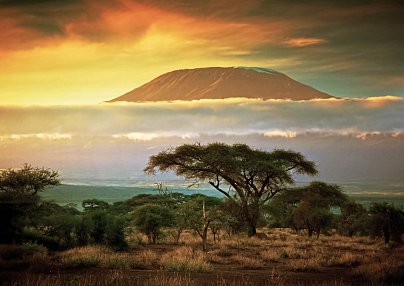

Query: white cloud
(0, 133), (72, 141)
(0, 97), (403, 141)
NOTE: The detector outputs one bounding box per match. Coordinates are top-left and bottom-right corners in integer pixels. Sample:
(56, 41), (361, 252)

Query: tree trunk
(202, 231), (207, 251)
(308, 227), (313, 238)
(175, 230), (182, 244)
(196, 221), (211, 251)
(247, 223), (257, 237)
(383, 225), (390, 244)
(245, 203), (259, 237)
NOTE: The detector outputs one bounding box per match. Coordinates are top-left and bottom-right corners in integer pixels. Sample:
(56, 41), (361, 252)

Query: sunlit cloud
(283, 37), (326, 47)
(263, 130), (297, 138)
(0, 133), (72, 141)
(112, 132), (199, 141)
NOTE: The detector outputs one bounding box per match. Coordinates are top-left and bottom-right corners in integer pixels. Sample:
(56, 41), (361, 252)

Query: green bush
(105, 216), (128, 251)
(132, 204), (174, 244)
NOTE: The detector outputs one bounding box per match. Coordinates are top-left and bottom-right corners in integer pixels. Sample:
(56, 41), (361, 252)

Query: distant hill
(108, 67), (334, 102)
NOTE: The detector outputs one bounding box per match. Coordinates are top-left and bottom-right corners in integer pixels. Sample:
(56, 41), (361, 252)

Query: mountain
(108, 67), (333, 102)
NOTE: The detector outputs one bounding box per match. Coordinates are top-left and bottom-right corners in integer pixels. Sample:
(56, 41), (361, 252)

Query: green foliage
(88, 209), (110, 244)
(105, 216), (128, 251)
(132, 204), (174, 243)
(145, 142), (317, 236)
(368, 202), (404, 244)
(74, 216), (92, 246)
(0, 164), (60, 243)
(126, 193), (185, 209)
(268, 181), (347, 237)
(220, 198), (247, 234)
(337, 200), (368, 237)
(0, 164), (60, 196)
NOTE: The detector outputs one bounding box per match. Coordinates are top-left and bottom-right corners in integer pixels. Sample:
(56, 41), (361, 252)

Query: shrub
(105, 216), (128, 251)
(132, 204), (174, 244)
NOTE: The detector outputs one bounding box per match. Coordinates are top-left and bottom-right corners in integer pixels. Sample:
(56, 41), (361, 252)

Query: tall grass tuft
(160, 246), (212, 272)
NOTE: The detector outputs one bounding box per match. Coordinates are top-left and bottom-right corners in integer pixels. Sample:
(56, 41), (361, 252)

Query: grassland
(1, 228), (403, 285)
(41, 184), (404, 209)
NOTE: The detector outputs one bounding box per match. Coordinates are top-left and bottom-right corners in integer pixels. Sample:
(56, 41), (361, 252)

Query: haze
(1, 97), (403, 184)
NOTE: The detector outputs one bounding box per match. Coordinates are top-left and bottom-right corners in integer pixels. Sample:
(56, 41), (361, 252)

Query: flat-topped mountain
(108, 67), (333, 102)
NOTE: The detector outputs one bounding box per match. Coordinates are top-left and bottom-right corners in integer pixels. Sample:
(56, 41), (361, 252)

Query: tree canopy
(267, 181), (347, 237)
(0, 164), (60, 196)
(145, 142), (317, 236)
(0, 164), (60, 243)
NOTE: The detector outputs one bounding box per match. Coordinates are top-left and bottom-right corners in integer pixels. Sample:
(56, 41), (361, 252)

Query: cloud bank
(1, 97), (403, 183)
(1, 97), (402, 140)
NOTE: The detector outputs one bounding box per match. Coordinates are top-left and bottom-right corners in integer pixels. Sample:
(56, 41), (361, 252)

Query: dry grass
(57, 246), (105, 267)
(325, 252), (363, 267)
(57, 246), (159, 269)
(260, 248), (284, 262)
(353, 252), (404, 284)
(230, 254), (264, 269)
(160, 246), (212, 272)
(10, 270), (196, 286)
(4, 228), (401, 285)
(216, 269), (286, 286)
(287, 256), (324, 272)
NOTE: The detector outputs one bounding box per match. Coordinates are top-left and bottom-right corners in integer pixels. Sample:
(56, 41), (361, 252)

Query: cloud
(0, 98), (403, 182)
(283, 38), (326, 47)
(0, 97), (402, 139)
(0, 133), (72, 141)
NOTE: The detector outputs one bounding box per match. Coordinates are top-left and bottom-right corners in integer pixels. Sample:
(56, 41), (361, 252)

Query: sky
(0, 0), (403, 187)
(0, 0), (403, 104)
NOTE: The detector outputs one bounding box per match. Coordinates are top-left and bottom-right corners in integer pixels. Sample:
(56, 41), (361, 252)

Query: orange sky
(0, 0), (403, 104)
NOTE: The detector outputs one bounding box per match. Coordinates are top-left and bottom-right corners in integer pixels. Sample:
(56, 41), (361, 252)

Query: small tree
(337, 200), (368, 237)
(179, 199), (221, 251)
(268, 181), (347, 237)
(145, 143), (317, 236)
(88, 209), (109, 244)
(106, 216), (128, 251)
(171, 202), (193, 244)
(368, 203), (404, 245)
(133, 204), (174, 243)
(0, 164), (60, 243)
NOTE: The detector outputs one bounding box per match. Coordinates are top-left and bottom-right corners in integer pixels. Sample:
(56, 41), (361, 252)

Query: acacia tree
(0, 164), (60, 243)
(144, 143), (317, 236)
(0, 164), (59, 196)
(268, 181), (347, 237)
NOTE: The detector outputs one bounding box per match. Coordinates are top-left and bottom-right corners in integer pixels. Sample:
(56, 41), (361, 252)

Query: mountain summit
(108, 67), (333, 102)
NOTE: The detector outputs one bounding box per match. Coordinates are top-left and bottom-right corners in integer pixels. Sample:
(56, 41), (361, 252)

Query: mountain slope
(108, 67), (333, 102)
